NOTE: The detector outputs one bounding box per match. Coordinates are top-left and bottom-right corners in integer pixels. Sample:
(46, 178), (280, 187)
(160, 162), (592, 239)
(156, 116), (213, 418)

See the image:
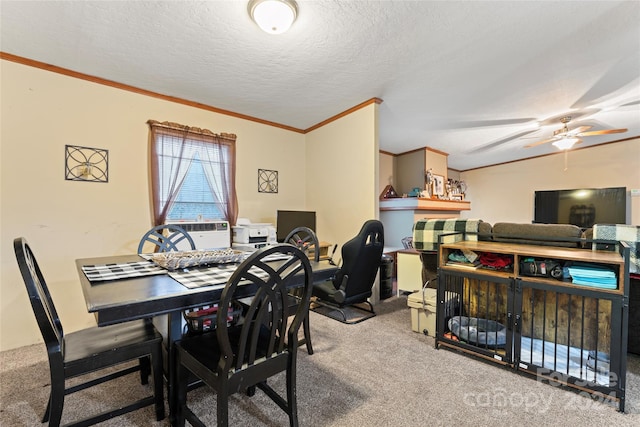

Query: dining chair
(14, 237), (165, 426)
(139, 224), (217, 335)
(175, 243), (313, 427)
(284, 226), (319, 354)
(137, 223), (196, 254)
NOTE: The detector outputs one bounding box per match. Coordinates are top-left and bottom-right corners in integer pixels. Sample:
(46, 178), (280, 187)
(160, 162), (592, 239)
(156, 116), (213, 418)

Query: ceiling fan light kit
(552, 137), (579, 150)
(525, 115), (627, 151)
(248, 0), (298, 34)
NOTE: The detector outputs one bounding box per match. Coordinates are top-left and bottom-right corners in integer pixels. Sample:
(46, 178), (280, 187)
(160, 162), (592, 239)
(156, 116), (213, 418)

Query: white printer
(232, 218), (276, 251)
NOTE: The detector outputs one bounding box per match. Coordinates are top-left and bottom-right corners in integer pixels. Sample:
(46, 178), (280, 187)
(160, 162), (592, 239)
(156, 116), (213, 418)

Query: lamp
(552, 136), (579, 150)
(248, 0), (298, 34)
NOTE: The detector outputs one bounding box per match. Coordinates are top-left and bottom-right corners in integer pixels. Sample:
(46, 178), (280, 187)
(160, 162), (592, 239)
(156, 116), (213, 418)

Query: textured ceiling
(1, 0), (639, 170)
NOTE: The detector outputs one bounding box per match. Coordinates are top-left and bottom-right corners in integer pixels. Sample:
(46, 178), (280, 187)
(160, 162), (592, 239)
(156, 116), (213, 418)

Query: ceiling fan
(524, 116), (628, 150)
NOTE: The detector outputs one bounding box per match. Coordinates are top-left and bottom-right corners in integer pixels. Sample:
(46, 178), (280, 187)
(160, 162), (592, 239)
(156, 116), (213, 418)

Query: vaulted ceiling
(2, 0), (639, 170)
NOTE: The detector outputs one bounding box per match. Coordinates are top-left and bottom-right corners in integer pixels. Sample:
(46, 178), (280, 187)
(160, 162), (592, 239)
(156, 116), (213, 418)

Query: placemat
(82, 260), (166, 282)
(169, 265), (270, 289)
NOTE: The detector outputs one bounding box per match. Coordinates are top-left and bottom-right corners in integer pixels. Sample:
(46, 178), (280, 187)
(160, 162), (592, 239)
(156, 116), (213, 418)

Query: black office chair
(175, 244), (313, 427)
(14, 237), (165, 426)
(284, 226), (319, 354)
(311, 220), (384, 324)
(137, 224), (196, 254)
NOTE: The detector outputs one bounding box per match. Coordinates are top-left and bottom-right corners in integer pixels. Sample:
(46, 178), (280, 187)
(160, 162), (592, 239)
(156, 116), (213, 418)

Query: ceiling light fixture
(248, 0), (298, 34)
(552, 136), (579, 150)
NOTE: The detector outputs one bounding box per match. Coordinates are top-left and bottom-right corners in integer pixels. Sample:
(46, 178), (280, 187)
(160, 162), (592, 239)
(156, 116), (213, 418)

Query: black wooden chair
(284, 226), (319, 354)
(311, 220), (384, 323)
(137, 223), (196, 254)
(14, 237), (165, 426)
(175, 244), (313, 427)
(138, 224), (226, 335)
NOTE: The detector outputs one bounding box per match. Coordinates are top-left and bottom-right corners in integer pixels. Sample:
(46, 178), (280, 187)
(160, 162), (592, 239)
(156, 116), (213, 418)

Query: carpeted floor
(1, 296), (639, 426)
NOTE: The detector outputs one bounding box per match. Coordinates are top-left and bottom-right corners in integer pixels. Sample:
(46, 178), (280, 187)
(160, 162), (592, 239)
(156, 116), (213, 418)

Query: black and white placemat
(82, 260), (166, 282)
(169, 265), (271, 289)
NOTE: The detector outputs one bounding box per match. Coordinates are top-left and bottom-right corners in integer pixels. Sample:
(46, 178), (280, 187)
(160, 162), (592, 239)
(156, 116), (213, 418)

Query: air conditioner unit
(165, 220), (230, 249)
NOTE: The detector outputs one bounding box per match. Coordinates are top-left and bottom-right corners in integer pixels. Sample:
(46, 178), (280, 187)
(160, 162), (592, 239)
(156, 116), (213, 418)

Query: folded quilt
(413, 219), (482, 251)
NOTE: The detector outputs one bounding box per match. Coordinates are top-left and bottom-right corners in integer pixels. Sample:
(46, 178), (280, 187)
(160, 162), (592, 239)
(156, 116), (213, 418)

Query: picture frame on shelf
(450, 194), (464, 201)
(433, 175), (445, 196)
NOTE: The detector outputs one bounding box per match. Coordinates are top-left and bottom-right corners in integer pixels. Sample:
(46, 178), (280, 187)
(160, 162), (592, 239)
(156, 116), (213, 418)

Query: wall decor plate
(65, 145), (109, 182)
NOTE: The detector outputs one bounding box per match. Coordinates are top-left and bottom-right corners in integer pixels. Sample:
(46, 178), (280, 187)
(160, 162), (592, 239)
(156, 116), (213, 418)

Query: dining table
(76, 251), (338, 425)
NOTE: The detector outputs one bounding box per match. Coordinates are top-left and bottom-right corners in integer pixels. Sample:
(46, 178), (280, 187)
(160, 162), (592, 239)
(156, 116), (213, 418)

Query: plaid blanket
(593, 224), (640, 274)
(413, 219), (482, 251)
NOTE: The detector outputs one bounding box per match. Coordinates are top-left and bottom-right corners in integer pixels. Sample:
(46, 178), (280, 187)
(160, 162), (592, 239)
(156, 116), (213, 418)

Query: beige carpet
(1, 296), (639, 426)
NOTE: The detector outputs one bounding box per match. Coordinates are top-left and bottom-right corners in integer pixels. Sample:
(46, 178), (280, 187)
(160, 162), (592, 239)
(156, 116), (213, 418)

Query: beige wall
(1, 60), (373, 351)
(459, 139), (640, 225)
(305, 103), (380, 252)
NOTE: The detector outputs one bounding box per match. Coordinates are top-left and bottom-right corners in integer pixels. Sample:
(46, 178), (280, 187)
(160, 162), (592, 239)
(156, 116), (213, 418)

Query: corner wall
(305, 103), (380, 251)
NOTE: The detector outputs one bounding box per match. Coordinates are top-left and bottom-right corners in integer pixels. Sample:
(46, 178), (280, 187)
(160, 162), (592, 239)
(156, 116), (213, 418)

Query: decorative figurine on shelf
(380, 184), (399, 199)
(425, 168), (433, 199)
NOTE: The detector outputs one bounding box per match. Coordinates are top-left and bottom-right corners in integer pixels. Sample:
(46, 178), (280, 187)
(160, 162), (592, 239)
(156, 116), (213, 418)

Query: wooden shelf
(379, 197), (470, 212)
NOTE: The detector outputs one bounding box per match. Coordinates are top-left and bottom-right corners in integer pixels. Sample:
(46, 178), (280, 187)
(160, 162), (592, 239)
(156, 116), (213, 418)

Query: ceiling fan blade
(468, 129), (539, 153)
(438, 117), (537, 130)
(577, 128), (628, 136)
(524, 137), (558, 148)
(567, 125), (592, 135)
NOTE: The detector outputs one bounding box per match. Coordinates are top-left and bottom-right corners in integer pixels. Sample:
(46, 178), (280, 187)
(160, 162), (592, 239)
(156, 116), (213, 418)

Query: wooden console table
(436, 238), (630, 411)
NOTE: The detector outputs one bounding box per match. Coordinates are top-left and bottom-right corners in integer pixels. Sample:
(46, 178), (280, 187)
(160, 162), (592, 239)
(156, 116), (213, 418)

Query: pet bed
(448, 316), (507, 348)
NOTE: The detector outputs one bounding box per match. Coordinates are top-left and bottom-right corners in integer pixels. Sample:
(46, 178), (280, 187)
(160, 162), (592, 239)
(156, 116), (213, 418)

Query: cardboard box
(407, 288), (437, 336)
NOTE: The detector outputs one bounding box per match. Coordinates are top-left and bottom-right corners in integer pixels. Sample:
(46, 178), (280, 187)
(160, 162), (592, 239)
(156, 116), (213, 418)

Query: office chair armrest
(331, 274), (349, 303)
(338, 274), (349, 292)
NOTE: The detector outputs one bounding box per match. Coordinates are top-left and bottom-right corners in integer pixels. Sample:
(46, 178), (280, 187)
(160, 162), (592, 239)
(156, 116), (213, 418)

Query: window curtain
(147, 120), (238, 226)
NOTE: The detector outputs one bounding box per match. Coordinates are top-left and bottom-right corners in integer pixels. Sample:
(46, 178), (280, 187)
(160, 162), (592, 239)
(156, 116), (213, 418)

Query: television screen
(534, 187), (627, 228)
(276, 210), (316, 242)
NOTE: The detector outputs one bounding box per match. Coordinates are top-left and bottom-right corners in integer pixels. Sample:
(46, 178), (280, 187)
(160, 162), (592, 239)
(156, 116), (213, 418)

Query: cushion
(491, 223), (582, 247)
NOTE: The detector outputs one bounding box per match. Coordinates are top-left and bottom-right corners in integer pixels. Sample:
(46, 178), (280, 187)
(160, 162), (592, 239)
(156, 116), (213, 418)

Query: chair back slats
(285, 226), (320, 262)
(14, 238), (64, 356)
(336, 220), (384, 299)
(137, 224), (196, 254)
(216, 244), (312, 373)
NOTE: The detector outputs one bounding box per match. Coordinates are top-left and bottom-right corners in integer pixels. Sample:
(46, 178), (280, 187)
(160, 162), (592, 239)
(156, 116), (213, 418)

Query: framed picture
(433, 174), (445, 196)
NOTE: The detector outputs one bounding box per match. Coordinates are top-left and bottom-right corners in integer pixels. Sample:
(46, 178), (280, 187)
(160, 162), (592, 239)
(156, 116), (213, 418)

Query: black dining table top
(76, 254), (338, 327)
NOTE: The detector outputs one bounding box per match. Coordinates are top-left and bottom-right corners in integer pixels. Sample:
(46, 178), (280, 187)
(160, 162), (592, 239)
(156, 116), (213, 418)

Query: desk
(76, 254), (337, 424)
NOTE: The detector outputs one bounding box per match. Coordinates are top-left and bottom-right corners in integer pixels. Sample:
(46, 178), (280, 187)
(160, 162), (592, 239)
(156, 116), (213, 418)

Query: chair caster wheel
(423, 329), (428, 336)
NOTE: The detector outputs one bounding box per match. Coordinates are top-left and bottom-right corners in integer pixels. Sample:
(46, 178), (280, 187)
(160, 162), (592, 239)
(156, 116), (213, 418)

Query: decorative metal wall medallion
(258, 169), (278, 193)
(65, 145), (109, 182)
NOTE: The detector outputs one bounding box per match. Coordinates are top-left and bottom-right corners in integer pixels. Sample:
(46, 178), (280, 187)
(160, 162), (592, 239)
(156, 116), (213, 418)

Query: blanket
(412, 219), (482, 251)
(593, 224), (640, 274)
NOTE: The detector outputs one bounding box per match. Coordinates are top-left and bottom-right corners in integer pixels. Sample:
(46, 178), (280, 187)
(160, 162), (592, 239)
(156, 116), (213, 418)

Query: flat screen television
(534, 187), (627, 228)
(276, 210), (316, 242)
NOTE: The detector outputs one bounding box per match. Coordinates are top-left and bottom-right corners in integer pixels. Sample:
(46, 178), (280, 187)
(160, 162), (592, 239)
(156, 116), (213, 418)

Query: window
(147, 120), (238, 226)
